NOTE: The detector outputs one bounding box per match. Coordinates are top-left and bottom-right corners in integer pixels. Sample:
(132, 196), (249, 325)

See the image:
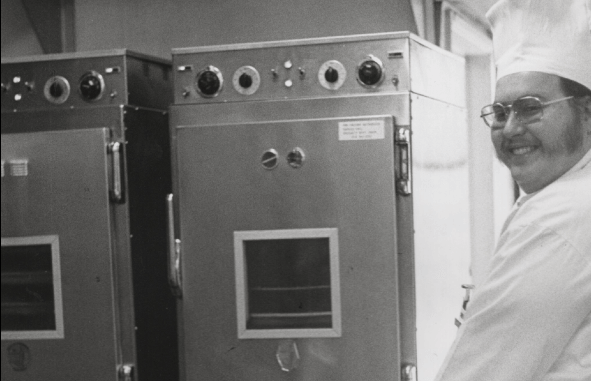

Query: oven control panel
(172, 33), (424, 105)
(1, 50), (171, 112)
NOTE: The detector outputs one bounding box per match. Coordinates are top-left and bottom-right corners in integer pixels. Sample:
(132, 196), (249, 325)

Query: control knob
(50, 82), (63, 97)
(232, 66), (260, 95)
(44, 76), (71, 104)
(318, 60), (346, 90)
(325, 67), (339, 83)
(196, 66), (223, 98)
(79, 71), (105, 101)
(357, 55), (384, 88)
(239, 73), (253, 88)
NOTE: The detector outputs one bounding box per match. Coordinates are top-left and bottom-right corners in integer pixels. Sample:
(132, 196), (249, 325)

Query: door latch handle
(395, 127), (412, 196)
(119, 364), (134, 381)
(167, 194), (182, 298)
(402, 364), (417, 381)
(109, 142), (124, 203)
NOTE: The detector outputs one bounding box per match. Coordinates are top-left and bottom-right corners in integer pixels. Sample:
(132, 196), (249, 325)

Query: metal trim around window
(1, 235), (65, 340)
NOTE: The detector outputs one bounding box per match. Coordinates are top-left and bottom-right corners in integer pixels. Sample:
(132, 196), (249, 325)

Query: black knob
(358, 60), (383, 86)
(324, 67), (339, 83)
(79, 73), (103, 101)
(49, 82), (63, 98)
(197, 70), (221, 96)
(238, 73), (253, 88)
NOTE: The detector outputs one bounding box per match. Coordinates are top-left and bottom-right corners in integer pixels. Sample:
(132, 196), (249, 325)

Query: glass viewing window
(1, 236), (64, 340)
(234, 228), (341, 339)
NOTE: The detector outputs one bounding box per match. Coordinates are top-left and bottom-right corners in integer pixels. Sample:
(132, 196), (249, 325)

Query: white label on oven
(338, 120), (385, 141)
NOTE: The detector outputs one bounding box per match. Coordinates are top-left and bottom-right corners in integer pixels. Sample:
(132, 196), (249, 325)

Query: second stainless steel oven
(1, 50), (178, 381)
(170, 32), (471, 381)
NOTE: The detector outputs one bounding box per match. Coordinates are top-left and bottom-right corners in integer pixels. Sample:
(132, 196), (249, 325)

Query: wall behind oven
(72, 0), (418, 60)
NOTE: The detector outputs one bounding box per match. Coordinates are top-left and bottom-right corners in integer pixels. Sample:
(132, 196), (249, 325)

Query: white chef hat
(486, 0), (591, 91)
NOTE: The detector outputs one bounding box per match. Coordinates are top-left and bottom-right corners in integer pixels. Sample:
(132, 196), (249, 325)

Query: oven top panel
(172, 32), (465, 106)
(1, 50), (171, 112)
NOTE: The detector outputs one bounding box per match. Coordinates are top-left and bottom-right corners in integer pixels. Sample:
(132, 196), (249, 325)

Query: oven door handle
(108, 141), (125, 203)
(166, 194), (183, 298)
(395, 127), (412, 196)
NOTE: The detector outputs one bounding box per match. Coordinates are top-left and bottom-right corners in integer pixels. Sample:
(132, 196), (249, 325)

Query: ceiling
(445, 0), (499, 27)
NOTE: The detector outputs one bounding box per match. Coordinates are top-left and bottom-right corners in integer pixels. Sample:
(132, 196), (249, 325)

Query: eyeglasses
(480, 96), (574, 128)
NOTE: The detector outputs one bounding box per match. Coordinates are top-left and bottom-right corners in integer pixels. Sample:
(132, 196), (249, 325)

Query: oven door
(175, 115), (401, 380)
(1, 128), (124, 381)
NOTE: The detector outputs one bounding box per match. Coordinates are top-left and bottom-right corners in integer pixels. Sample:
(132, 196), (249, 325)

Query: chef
(435, 0), (591, 380)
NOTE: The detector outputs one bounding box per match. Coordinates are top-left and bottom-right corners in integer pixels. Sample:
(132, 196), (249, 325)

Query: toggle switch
(298, 67), (306, 79)
(105, 66), (121, 74)
(271, 69), (279, 80)
(177, 65), (193, 72)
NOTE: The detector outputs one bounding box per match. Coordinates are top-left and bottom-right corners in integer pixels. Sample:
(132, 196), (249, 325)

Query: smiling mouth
(509, 146), (537, 156)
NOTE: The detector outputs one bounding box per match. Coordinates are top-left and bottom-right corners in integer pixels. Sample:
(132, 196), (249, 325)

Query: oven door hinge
(118, 364), (135, 381)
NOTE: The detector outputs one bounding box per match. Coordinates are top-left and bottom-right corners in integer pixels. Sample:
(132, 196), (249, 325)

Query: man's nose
(501, 111), (526, 138)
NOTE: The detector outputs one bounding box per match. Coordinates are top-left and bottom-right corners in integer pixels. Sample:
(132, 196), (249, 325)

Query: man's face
(491, 72), (591, 193)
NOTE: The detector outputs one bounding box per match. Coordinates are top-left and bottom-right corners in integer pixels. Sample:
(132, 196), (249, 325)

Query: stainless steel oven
(1, 50), (178, 381)
(169, 32), (470, 381)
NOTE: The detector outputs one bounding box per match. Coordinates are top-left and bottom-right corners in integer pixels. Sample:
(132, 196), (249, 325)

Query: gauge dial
(79, 71), (105, 101)
(195, 66), (223, 98)
(318, 60), (346, 90)
(44, 76), (71, 104)
(357, 55), (385, 88)
(232, 66), (260, 95)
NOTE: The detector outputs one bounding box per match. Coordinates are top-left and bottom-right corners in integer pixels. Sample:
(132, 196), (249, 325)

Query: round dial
(44, 76), (71, 104)
(318, 60), (346, 90)
(195, 66), (223, 98)
(79, 71), (105, 101)
(232, 66), (260, 95)
(356, 55), (385, 88)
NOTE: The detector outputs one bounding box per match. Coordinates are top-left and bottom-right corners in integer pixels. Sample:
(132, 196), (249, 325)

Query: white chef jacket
(435, 148), (591, 381)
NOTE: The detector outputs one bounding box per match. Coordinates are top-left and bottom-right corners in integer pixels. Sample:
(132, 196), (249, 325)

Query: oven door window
(1, 236), (64, 340)
(234, 228), (341, 339)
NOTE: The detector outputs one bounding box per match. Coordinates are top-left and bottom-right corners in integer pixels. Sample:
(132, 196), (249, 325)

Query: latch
(395, 127), (412, 196)
(402, 364), (417, 381)
(118, 364), (135, 381)
(166, 194), (183, 297)
(108, 142), (125, 203)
